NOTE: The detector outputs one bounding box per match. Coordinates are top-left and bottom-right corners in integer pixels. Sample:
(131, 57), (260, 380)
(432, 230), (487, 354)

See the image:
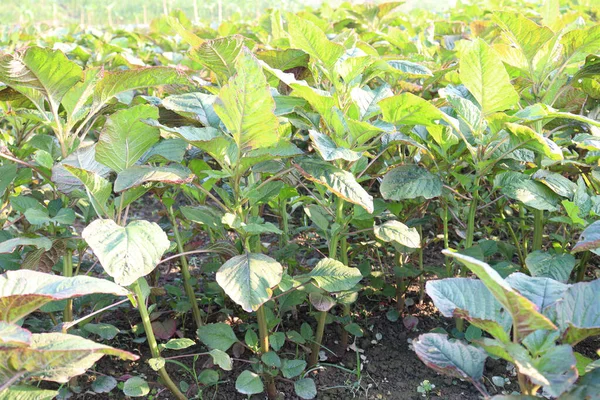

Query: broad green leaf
(0, 47), (82, 111)
(91, 375), (118, 394)
(95, 105), (160, 172)
(350, 84), (393, 120)
(505, 273), (569, 312)
(295, 378), (317, 399)
(493, 12), (555, 66)
(210, 348), (232, 370)
(301, 258), (362, 292)
(123, 377), (150, 397)
(445, 95), (487, 136)
(0, 270), (129, 323)
(114, 165), (193, 192)
(0, 237), (51, 254)
(458, 38), (519, 115)
(197, 323), (238, 351)
(0, 322), (31, 346)
(0, 163), (17, 198)
(0, 385), (57, 400)
(505, 123), (563, 161)
(532, 170), (576, 199)
(380, 93), (445, 126)
(426, 278), (512, 342)
(235, 370), (263, 395)
(24, 208), (75, 226)
(163, 338), (195, 350)
(214, 49), (280, 151)
(180, 205), (224, 232)
(215, 253), (283, 312)
(309, 130), (362, 162)
(261, 351), (281, 368)
(162, 92), (220, 128)
(0, 332), (137, 384)
(286, 13), (344, 70)
(281, 359), (306, 378)
(572, 221), (600, 253)
(52, 144), (111, 194)
(295, 158), (373, 213)
(414, 333), (487, 382)
(561, 24), (600, 66)
(386, 60), (433, 78)
(555, 279), (600, 345)
(91, 67), (188, 114)
(83, 323), (120, 340)
(189, 36), (245, 83)
(525, 251), (576, 283)
(443, 251), (557, 340)
(380, 165), (442, 201)
(559, 368), (600, 399)
(374, 220), (420, 248)
(494, 171), (561, 211)
(63, 165), (112, 217)
(82, 219), (170, 286)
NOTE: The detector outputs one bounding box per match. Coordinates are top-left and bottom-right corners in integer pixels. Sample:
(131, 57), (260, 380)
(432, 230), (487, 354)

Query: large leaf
(82, 219), (170, 286)
(95, 105), (160, 172)
(0, 322), (31, 347)
(216, 253), (283, 312)
(0, 385), (58, 399)
(374, 220), (420, 248)
(235, 370), (263, 395)
(63, 165), (112, 217)
(286, 13), (344, 70)
(443, 251), (557, 340)
(414, 333), (487, 383)
(380, 165), (442, 201)
(197, 323), (238, 351)
(0, 270), (129, 323)
(161, 92), (220, 128)
(189, 36), (245, 83)
(525, 251), (576, 283)
(505, 273), (569, 312)
(555, 279), (600, 345)
(0, 332), (137, 384)
(114, 165), (193, 192)
(214, 49), (280, 151)
(301, 258), (362, 292)
(494, 171), (560, 211)
(427, 278), (512, 342)
(0, 237), (51, 254)
(309, 130), (362, 162)
(0, 47), (82, 111)
(51, 144), (111, 194)
(295, 158), (373, 213)
(505, 123), (563, 161)
(572, 221), (600, 253)
(380, 93), (445, 126)
(459, 38), (519, 114)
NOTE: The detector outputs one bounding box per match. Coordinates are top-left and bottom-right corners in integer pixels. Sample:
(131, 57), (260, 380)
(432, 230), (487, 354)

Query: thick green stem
(395, 254), (406, 312)
(309, 310), (328, 367)
(417, 225), (424, 304)
(576, 251), (591, 282)
(256, 305), (277, 398)
(167, 206), (203, 329)
(442, 203), (451, 276)
(131, 279), (186, 400)
(499, 206), (525, 267)
(63, 250), (73, 323)
(279, 198), (290, 250)
(533, 210), (544, 251)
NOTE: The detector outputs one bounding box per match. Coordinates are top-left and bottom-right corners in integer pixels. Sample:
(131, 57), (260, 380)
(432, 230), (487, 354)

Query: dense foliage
(0, 1), (599, 399)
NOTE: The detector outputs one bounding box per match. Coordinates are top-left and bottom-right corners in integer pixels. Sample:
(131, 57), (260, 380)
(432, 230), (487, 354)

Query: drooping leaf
(443, 251), (557, 340)
(414, 333), (487, 383)
(0, 270), (129, 323)
(505, 273), (569, 312)
(62, 165), (112, 216)
(380, 165), (442, 201)
(214, 49), (280, 151)
(52, 144), (111, 194)
(286, 13), (344, 70)
(0, 322), (31, 346)
(458, 38), (519, 114)
(295, 158), (373, 213)
(161, 92), (220, 128)
(114, 165), (193, 192)
(82, 219), (170, 286)
(505, 123), (563, 161)
(555, 279), (600, 345)
(0, 237), (52, 254)
(494, 171), (561, 211)
(197, 323), (238, 351)
(189, 36), (245, 83)
(309, 130), (362, 162)
(374, 220), (420, 248)
(525, 251), (576, 283)
(216, 253), (283, 312)
(0, 332), (137, 384)
(572, 221), (600, 253)
(309, 292), (336, 312)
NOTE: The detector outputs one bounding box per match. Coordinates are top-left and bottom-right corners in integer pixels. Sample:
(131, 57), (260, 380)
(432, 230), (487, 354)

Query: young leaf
(286, 13), (344, 70)
(235, 370), (263, 395)
(189, 36), (245, 83)
(309, 130), (362, 162)
(458, 38), (519, 115)
(301, 258), (362, 292)
(374, 220), (420, 248)
(216, 253), (283, 312)
(294, 378), (317, 399)
(197, 323), (238, 351)
(380, 93), (445, 126)
(210, 348), (232, 370)
(123, 377), (150, 397)
(82, 219), (170, 286)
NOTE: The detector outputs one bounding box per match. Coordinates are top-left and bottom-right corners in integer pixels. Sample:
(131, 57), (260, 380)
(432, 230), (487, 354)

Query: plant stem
(443, 202), (452, 276)
(395, 253), (405, 312)
(63, 249), (73, 323)
(576, 251), (590, 282)
(167, 206), (203, 329)
(533, 210), (543, 251)
(418, 225), (424, 304)
(131, 278), (186, 400)
(519, 204), (528, 255)
(499, 206), (525, 267)
(279, 197), (289, 250)
(256, 305), (277, 398)
(309, 310), (328, 368)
